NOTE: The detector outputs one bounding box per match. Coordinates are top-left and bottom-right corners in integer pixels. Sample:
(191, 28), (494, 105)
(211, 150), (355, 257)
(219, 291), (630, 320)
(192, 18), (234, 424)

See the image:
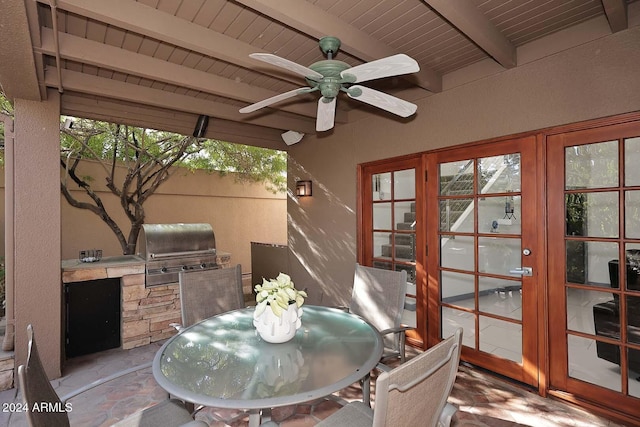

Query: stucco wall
(1, 162), (286, 275)
(287, 22), (640, 306)
(59, 161), (286, 274)
(12, 90), (62, 378)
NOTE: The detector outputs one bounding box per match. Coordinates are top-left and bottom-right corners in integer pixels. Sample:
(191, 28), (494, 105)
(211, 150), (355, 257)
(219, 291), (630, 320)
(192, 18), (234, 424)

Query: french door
(359, 156), (425, 347)
(547, 121), (640, 418)
(426, 136), (540, 387)
(358, 114), (640, 420)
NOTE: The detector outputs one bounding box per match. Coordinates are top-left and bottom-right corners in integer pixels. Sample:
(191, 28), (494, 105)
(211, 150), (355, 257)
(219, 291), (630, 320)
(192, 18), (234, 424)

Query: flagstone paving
(0, 342), (632, 426)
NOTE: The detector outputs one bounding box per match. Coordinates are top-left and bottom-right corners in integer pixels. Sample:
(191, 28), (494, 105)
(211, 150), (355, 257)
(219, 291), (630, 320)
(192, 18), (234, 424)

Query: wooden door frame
(546, 116), (640, 421)
(425, 136), (540, 387)
(357, 154), (426, 348)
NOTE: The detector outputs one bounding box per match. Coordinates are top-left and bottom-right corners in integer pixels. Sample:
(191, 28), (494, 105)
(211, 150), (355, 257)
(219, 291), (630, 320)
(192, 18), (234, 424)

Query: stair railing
(441, 157), (509, 246)
(440, 160), (474, 232)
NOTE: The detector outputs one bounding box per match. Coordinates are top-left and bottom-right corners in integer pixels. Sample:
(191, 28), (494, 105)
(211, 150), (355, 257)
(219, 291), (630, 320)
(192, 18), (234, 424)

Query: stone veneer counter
(61, 253), (231, 350)
(62, 255), (146, 282)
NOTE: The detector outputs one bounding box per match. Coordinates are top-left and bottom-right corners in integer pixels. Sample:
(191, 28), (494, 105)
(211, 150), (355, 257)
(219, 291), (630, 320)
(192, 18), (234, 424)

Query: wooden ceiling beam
(45, 69), (317, 134)
(0, 0), (41, 101)
(423, 0), (516, 69)
(602, 0), (628, 33)
(61, 93), (287, 150)
(36, 0), (302, 86)
(234, 0), (442, 93)
(38, 28), (346, 122)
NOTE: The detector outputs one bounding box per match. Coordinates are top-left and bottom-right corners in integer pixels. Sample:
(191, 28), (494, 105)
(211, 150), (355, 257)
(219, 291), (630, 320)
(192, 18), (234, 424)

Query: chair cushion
(111, 399), (207, 427)
(315, 401), (373, 427)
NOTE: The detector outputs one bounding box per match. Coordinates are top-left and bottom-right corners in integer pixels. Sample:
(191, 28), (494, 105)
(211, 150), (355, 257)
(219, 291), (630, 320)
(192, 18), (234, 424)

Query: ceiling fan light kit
(239, 36), (420, 134)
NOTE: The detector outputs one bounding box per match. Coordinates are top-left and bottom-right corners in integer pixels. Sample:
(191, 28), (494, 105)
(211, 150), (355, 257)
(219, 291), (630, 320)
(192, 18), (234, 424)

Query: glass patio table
(152, 305), (383, 426)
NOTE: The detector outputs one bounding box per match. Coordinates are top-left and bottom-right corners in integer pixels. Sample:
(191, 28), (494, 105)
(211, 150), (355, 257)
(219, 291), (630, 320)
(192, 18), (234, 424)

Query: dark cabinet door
(65, 278), (121, 358)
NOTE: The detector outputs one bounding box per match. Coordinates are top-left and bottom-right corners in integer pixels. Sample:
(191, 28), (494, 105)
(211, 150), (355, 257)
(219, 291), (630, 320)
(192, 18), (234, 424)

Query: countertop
(61, 255), (146, 271)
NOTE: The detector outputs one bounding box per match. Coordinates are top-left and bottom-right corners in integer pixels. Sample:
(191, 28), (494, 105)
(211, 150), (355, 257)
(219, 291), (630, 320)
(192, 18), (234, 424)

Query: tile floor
(0, 339), (633, 427)
(442, 288), (640, 398)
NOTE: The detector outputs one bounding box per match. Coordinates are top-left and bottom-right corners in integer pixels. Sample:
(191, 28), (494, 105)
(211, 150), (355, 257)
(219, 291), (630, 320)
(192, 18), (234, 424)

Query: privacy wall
(0, 161), (287, 274)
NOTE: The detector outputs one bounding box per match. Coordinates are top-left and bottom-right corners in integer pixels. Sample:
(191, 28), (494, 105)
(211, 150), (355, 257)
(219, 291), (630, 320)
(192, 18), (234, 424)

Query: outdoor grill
(138, 223), (219, 287)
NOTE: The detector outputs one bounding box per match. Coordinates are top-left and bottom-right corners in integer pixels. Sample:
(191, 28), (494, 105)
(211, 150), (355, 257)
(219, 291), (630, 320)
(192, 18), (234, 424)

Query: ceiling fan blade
(249, 53), (323, 79)
(341, 54), (419, 83)
(347, 85), (417, 117)
(239, 88), (308, 113)
(316, 97), (336, 132)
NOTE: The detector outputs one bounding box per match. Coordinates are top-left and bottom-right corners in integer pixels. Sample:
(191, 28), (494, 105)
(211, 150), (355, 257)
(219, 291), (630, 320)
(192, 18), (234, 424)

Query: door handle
(509, 267), (533, 276)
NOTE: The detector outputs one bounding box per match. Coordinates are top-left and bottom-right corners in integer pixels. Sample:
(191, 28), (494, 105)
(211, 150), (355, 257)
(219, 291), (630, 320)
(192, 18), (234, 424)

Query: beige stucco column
(12, 89), (62, 378)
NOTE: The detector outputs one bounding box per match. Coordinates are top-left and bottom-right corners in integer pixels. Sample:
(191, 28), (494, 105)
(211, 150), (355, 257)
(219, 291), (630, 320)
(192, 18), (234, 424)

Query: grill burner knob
(200, 263), (207, 269)
(160, 267), (167, 273)
(181, 265), (188, 271)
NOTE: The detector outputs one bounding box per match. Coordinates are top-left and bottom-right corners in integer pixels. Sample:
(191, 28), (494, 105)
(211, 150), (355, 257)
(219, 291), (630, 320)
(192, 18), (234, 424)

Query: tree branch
(60, 158), (129, 252)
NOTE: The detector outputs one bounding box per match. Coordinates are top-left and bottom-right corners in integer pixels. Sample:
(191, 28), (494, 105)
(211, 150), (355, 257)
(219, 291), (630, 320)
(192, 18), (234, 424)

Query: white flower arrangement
(254, 273), (307, 317)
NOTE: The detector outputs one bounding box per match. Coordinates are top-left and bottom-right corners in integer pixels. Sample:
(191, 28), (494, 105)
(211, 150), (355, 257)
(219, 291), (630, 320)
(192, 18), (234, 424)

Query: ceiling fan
(239, 37), (420, 132)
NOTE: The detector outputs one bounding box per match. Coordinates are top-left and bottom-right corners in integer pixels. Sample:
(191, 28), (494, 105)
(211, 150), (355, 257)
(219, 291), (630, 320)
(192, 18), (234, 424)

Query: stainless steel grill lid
(139, 223), (218, 287)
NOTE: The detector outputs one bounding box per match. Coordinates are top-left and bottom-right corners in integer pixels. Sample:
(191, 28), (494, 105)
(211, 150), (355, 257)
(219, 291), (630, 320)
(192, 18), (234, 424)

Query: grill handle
(149, 249), (216, 259)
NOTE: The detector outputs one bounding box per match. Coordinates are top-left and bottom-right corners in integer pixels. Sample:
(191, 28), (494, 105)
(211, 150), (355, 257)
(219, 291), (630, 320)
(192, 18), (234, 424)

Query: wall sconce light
(296, 180), (312, 197)
(193, 115), (209, 138)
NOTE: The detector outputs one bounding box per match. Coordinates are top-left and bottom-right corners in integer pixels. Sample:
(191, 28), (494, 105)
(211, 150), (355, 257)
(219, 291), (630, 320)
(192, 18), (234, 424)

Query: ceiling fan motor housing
(307, 60), (354, 98)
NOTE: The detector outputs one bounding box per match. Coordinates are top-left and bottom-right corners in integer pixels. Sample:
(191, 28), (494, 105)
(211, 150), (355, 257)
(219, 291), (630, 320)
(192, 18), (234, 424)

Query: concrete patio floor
(0, 340), (632, 427)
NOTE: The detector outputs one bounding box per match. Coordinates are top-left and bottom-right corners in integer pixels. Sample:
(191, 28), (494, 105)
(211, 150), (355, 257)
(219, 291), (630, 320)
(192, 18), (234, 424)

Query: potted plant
(253, 273), (307, 343)
(254, 273), (307, 317)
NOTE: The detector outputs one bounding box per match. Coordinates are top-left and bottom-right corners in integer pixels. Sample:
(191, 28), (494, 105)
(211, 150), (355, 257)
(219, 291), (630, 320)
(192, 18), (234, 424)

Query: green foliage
(189, 139), (287, 193)
(61, 120), (200, 167)
(0, 92), (12, 116)
(0, 90), (13, 167)
(61, 117), (287, 193)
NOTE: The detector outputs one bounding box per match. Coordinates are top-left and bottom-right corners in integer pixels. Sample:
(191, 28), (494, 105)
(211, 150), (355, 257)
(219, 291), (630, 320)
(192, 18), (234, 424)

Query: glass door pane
(439, 155), (524, 364)
(548, 124), (640, 417)
(562, 139), (640, 394)
(370, 167), (418, 329)
(433, 136), (537, 386)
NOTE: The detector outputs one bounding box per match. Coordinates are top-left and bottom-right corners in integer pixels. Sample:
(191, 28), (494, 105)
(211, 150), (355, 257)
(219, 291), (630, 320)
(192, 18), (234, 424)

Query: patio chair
(173, 264), (244, 331)
(17, 324), (207, 427)
(349, 264), (414, 363)
(316, 327), (463, 427)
